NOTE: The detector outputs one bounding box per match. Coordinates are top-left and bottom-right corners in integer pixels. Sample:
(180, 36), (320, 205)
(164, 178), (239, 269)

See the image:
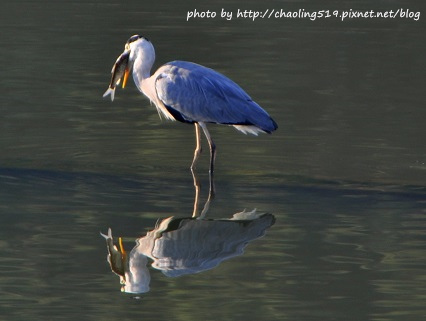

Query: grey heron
(103, 35), (278, 173)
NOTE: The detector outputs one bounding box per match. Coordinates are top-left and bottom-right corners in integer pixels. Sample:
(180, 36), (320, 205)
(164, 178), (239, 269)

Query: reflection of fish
(102, 51), (130, 101)
(100, 228), (127, 279)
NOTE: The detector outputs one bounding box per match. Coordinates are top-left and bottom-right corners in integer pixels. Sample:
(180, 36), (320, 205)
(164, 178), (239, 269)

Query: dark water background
(0, 0), (425, 320)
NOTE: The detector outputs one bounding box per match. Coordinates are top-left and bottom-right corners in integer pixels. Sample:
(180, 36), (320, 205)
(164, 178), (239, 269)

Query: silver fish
(100, 228), (128, 279)
(103, 51), (130, 101)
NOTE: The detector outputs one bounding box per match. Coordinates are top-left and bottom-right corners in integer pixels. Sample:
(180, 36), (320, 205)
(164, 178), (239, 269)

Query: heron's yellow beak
(118, 237), (127, 258)
(122, 68), (130, 88)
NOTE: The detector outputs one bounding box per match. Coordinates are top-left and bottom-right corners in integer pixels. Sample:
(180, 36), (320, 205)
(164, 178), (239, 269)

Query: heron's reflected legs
(191, 166), (201, 218)
(190, 122), (216, 218)
(191, 166), (215, 219)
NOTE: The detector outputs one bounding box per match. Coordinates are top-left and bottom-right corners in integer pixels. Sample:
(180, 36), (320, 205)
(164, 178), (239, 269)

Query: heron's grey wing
(155, 61), (277, 132)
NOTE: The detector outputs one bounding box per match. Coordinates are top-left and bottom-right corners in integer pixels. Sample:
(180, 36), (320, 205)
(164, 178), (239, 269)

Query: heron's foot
(190, 160), (198, 171)
(191, 148), (202, 170)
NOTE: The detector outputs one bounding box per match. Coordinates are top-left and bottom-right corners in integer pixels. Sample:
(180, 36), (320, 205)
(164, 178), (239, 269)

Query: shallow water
(1, 0), (425, 320)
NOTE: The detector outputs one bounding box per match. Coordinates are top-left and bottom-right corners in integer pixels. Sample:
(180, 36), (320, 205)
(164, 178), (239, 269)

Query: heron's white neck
(130, 40), (156, 94)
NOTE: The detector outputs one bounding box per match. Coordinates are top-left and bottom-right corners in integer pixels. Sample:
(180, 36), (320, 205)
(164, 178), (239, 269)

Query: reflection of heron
(101, 209), (275, 294)
(103, 35), (278, 173)
(100, 171), (275, 294)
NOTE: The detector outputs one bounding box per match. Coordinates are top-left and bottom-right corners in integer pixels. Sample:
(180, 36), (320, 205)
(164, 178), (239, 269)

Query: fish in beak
(100, 228), (128, 279)
(102, 51), (130, 101)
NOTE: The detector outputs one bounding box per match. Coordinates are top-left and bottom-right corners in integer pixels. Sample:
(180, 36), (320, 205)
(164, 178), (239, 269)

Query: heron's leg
(191, 123), (202, 170)
(198, 122), (216, 174)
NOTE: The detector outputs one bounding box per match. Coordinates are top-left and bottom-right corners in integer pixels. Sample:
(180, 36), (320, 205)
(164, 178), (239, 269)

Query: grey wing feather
(155, 61), (277, 132)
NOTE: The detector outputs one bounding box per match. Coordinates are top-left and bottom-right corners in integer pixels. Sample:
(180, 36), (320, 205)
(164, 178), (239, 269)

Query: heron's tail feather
(103, 87), (115, 101)
(233, 125), (265, 135)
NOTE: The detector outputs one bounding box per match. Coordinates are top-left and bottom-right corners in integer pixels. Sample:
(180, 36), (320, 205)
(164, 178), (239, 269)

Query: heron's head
(122, 35), (155, 85)
(124, 34), (145, 51)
